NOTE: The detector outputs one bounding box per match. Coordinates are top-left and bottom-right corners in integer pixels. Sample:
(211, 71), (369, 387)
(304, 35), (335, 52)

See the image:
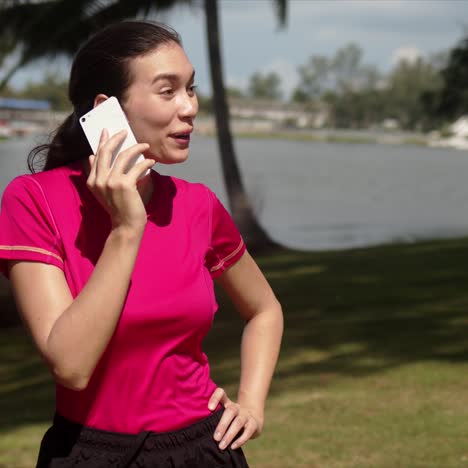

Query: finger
(111, 143), (150, 174)
(230, 418), (258, 450)
(99, 128), (109, 146)
(208, 388), (227, 411)
(95, 129), (127, 175)
(93, 128), (109, 163)
(218, 414), (248, 450)
(87, 154), (97, 185)
(213, 404), (239, 442)
(126, 157), (156, 181)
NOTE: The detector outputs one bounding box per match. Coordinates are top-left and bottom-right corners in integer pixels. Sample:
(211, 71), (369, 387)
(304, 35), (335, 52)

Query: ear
(93, 94), (109, 108)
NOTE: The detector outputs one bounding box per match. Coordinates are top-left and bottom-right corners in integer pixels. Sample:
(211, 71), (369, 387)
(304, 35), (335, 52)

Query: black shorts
(36, 409), (249, 467)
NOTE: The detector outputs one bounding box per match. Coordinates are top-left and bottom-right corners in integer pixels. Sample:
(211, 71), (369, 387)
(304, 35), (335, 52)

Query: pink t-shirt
(0, 161), (246, 434)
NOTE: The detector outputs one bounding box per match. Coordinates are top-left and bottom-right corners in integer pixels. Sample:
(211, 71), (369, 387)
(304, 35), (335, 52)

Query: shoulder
(1, 173), (44, 208)
(3, 164), (80, 201)
(1, 164), (82, 220)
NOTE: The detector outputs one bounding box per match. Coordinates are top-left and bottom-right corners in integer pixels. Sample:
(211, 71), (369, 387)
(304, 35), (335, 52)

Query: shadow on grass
(2, 236), (468, 434)
(205, 237), (468, 395)
(0, 328), (55, 434)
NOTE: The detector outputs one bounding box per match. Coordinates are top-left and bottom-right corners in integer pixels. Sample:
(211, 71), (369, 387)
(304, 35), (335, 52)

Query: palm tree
(0, 0), (287, 253)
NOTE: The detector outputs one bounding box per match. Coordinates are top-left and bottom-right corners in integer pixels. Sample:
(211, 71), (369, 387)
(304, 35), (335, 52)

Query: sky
(7, 0), (468, 99)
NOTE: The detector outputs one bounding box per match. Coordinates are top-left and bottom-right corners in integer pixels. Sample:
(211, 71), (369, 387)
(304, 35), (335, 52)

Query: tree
(0, 0), (287, 252)
(292, 44), (369, 101)
(385, 56), (443, 130)
(331, 43), (368, 93)
(248, 71), (283, 100)
(224, 86), (244, 98)
(293, 55), (330, 103)
(436, 35), (468, 120)
(293, 43), (384, 128)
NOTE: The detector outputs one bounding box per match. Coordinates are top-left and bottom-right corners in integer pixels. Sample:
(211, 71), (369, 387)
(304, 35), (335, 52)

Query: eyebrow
(152, 70), (195, 85)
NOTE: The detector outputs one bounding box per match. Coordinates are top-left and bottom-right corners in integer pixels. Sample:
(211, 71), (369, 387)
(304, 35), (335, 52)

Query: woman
(0, 21), (283, 467)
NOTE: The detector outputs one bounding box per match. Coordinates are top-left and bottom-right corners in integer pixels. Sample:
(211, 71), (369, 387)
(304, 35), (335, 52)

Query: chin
(165, 149), (190, 164)
(157, 154), (189, 165)
(145, 149), (189, 165)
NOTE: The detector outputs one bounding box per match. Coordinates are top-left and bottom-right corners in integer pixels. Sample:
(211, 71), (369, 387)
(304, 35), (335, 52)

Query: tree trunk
(203, 0), (279, 253)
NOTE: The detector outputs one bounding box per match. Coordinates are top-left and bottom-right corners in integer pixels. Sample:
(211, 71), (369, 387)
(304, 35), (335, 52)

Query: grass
(2, 236), (468, 467)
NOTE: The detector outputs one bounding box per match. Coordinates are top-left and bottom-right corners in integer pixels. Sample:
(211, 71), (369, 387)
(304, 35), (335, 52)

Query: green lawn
(2, 237), (468, 467)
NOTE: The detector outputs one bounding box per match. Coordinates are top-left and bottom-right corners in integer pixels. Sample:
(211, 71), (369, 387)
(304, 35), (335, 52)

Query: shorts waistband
(52, 409), (224, 453)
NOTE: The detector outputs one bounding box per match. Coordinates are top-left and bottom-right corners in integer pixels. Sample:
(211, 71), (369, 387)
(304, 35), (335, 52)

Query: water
(1, 134), (468, 251)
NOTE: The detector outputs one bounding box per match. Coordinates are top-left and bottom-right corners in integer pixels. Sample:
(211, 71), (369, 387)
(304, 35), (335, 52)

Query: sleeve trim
(0, 245), (64, 264)
(209, 238), (245, 273)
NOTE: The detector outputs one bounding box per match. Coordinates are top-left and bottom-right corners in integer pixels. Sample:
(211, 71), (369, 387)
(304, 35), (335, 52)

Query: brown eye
(188, 85), (198, 96)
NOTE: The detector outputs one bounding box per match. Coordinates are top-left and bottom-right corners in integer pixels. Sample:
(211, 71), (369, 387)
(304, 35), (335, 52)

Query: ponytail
(27, 112), (90, 173)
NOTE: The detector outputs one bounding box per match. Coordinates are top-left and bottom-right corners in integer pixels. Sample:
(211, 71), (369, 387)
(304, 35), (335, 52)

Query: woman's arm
(9, 131), (155, 391)
(9, 226), (144, 391)
(208, 250), (283, 450)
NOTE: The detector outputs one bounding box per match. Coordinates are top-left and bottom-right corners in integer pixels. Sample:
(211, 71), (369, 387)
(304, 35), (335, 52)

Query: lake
(1, 134), (468, 251)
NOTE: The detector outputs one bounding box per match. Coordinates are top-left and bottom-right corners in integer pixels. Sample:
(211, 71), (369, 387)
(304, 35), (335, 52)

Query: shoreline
(194, 126), (431, 147)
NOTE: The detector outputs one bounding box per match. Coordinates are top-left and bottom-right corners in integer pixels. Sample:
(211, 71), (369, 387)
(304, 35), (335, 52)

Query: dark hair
(28, 20), (181, 173)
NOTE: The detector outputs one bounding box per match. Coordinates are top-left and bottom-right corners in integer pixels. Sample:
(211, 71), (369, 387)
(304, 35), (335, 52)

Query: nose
(178, 92), (198, 119)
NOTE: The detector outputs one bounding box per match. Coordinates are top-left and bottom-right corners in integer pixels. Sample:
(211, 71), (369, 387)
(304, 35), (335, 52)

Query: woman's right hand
(86, 129), (156, 233)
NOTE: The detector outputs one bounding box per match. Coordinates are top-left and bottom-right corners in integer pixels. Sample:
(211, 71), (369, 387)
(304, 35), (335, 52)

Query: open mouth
(172, 133), (190, 140)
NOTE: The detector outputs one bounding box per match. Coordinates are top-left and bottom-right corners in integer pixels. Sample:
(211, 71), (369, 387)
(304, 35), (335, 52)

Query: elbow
(269, 298), (284, 336)
(276, 300), (284, 330)
(45, 334), (92, 391)
(250, 298), (283, 327)
(270, 297), (283, 320)
(50, 365), (91, 391)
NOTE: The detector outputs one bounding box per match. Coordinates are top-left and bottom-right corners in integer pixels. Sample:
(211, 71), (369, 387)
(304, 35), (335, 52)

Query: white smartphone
(79, 96), (149, 175)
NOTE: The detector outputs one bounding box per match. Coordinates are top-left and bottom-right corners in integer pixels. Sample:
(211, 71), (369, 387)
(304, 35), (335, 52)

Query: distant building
(0, 97), (50, 110)
(0, 97), (61, 136)
(228, 97), (328, 129)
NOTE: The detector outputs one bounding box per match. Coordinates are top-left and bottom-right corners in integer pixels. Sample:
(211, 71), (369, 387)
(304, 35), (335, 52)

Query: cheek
(127, 97), (167, 134)
(131, 115), (167, 144)
(125, 99), (174, 144)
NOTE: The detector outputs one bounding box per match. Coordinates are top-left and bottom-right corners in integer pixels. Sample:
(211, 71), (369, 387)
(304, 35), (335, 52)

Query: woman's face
(122, 42), (198, 164)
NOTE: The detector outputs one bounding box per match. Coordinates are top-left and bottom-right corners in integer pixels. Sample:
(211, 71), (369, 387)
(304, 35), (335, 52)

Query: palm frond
(272, 0), (287, 28)
(0, 0), (195, 86)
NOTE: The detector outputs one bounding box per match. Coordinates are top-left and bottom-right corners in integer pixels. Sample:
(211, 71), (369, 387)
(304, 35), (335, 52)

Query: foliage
(247, 71), (283, 100)
(292, 42), (446, 130)
(385, 56), (444, 130)
(226, 86), (244, 98)
(436, 35), (468, 120)
(293, 43), (378, 100)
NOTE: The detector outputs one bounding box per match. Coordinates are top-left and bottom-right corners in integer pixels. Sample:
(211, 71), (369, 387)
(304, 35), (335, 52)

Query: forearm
(46, 226), (143, 389)
(237, 300), (283, 417)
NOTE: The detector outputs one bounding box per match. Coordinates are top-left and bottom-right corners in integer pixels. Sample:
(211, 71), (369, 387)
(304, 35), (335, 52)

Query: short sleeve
(0, 176), (64, 278)
(205, 189), (246, 279)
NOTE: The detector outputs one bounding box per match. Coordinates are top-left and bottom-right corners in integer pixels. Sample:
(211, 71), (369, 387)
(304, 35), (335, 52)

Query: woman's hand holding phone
(86, 128), (155, 234)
